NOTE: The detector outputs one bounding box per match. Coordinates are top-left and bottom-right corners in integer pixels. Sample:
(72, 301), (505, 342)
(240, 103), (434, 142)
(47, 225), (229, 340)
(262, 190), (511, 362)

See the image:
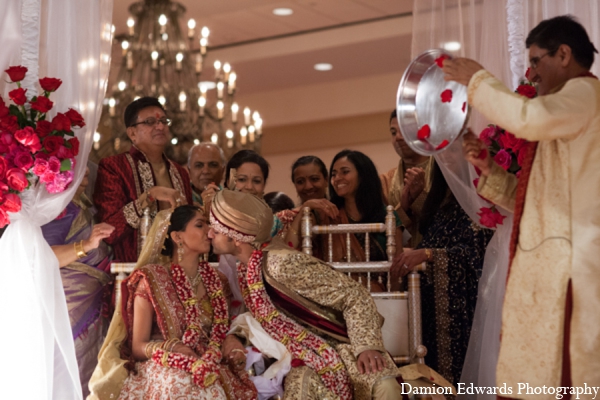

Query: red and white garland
(151, 262), (229, 388)
(238, 249), (353, 400)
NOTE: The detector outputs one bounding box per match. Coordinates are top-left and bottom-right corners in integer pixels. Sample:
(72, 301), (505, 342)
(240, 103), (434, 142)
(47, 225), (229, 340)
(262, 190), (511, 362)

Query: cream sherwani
(470, 70), (600, 396)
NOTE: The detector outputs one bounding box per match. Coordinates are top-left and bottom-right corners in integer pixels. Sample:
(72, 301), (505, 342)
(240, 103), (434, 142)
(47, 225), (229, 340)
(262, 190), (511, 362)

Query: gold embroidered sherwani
(470, 70), (600, 395)
(262, 240), (401, 399)
(380, 157), (433, 247)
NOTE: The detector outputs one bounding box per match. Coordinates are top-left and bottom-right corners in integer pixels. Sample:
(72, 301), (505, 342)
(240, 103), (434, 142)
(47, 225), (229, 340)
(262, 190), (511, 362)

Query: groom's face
(208, 228), (236, 255)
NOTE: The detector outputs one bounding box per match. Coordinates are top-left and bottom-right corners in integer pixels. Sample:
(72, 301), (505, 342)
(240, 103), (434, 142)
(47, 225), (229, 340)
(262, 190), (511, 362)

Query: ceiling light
(273, 8), (293, 16)
(314, 63), (333, 71)
(443, 41), (461, 51)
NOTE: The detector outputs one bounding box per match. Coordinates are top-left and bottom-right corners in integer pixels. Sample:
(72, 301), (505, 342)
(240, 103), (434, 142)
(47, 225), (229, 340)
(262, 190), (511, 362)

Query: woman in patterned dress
(88, 206), (257, 400)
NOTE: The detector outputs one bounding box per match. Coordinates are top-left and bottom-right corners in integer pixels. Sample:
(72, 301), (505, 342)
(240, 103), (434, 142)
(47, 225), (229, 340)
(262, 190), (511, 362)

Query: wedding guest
(188, 142), (225, 206)
(42, 167), (115, 397)
(444, 15), (600, 392)
(264, 191), (295, 213)
(94, 97), (192, 262)
(391, 162), (493, 385)
(380, 110), (433, 247)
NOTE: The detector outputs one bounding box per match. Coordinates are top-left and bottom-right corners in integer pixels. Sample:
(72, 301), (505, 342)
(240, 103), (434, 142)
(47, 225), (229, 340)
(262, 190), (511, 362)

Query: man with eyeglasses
(187, 142), (225, 207)
(94, 96), (192, 262)
(443, 16), (600, 394)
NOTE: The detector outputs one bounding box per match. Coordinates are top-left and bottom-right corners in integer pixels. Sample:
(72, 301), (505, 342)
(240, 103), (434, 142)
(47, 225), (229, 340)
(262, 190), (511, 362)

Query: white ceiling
(110, 0), (414, 127)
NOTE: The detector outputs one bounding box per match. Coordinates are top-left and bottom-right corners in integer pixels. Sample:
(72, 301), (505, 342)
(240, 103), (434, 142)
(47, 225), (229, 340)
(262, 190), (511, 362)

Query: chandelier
(93, 0), (263, 164)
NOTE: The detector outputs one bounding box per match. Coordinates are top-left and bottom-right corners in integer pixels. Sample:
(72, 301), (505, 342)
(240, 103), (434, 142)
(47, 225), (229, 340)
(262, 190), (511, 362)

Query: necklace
(151, 262), (229, 388)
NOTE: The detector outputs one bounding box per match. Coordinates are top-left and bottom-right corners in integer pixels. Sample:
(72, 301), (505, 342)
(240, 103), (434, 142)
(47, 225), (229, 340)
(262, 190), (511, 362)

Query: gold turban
(210, 189), (274, 248)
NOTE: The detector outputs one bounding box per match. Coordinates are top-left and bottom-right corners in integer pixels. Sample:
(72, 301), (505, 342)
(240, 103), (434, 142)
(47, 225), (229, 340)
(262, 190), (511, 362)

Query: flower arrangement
(474, 70), (537, 228)
(0, 65), (85, 227)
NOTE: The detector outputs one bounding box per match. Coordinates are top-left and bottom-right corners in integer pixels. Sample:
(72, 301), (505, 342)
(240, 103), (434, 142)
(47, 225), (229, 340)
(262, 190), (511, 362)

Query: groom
(208, 189), (402, 399)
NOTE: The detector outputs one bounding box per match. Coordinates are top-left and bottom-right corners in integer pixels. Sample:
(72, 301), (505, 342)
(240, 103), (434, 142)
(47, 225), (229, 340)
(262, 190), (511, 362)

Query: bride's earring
(178, 241), (184, 263)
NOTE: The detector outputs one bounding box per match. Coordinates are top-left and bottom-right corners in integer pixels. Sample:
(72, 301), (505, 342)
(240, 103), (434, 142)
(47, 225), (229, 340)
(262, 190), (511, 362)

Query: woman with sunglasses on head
(88, 205), (257, 399)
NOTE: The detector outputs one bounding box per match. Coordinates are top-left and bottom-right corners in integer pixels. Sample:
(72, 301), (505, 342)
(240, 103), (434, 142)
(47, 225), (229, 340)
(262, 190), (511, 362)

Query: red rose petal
(434, 54), (450, 68)
(435, 140), (449, 150)
(440, 89), (453, 103)
(462, 102), (466, 112)
(477, 149), (488, 160)
(417, 124), (430, 141)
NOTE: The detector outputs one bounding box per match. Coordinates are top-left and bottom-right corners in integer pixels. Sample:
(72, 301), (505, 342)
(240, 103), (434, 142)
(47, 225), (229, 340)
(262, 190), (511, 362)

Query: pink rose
(493, 149), (512, 170)
(13, 151), (34, 171)
(2, 193), (21, 213)
(6, 168), (28, 192)
(56, 146), (73, 159)
(0, 207), (9, 228)
(32, 158), (48, 176)
(477, 206), (506, 228)
(479, 126), (496, 146)
(14, 126), (41, 153)
(46, 170), (74, 193)
(47, 156), (61, 173)
(40, 171), (56, 184)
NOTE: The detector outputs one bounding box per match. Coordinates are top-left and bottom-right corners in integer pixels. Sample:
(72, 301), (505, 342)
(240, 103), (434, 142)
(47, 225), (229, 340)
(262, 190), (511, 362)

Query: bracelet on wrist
(424, 248), (432, 261)
(147, 190), (156, 202)
(74, 240), (87, 259)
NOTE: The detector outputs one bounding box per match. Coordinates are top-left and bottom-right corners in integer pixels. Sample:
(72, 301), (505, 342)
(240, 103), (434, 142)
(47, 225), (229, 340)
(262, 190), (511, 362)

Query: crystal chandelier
(93, 0), (263, 164)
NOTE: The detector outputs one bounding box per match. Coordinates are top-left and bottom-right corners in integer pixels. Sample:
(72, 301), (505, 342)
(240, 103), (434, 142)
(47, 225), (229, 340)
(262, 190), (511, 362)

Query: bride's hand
(222, 335), (247, 370)
(172, 343), (199, 358)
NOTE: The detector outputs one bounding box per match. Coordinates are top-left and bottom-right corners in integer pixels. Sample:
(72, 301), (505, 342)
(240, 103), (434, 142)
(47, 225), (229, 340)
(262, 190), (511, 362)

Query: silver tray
(396, 49), (470, 156)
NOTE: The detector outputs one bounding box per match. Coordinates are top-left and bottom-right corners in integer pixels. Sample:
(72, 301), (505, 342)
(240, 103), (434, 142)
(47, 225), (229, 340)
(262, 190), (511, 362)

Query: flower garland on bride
(474, 70), (537, 228)
(151, 262), (229, 388)
(0, 65), (85, 227)
(238, 248), (353, 400)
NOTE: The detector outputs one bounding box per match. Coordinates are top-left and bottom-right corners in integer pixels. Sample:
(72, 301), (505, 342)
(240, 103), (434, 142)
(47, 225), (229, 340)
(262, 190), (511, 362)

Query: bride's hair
(161, 205), (201, 256)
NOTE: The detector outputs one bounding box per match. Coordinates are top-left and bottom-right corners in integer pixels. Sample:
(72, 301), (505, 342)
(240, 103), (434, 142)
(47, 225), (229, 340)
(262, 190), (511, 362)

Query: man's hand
(222, 335), (247, 371)
(442, 57), (484, 86)
(200, 183), (220, 208)
(357, 350), (385, 374)
(148, 186), (185, 208)
(462, 129), (493, 176)
(403, 167), (426, 206)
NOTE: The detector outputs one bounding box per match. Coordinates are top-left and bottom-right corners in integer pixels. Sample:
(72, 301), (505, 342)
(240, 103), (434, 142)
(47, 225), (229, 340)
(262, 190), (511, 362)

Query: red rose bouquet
(473, 71), (537, 228)
(0, 65), (85, 228)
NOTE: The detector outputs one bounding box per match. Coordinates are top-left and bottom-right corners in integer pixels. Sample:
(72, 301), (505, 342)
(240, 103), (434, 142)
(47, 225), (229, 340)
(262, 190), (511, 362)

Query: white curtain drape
(410, 0), (600, 396)
(0, 0), (113, 398)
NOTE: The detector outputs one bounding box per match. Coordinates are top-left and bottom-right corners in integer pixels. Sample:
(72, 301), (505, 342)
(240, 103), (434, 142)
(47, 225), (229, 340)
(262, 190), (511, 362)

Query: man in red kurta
(94, 97), (192, 262)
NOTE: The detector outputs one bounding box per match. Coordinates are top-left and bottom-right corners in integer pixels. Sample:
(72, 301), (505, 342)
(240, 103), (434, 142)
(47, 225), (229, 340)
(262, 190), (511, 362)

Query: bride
(88, 205), (257, 399)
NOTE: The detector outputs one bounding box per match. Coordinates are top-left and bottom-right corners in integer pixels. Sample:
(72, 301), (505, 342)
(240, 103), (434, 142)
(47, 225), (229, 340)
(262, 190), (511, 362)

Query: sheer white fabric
(410, 0), (600, 396)
(0, 0), (113, 398)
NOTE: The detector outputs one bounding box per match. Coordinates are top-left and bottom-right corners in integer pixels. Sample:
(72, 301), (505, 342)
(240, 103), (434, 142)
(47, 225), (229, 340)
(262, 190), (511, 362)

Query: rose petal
(477, 149), (488, 160)
(462, 102), (466, 112)
(440, 89), (453, 103)
(417, 124), (430, 141)
(434, 54), (450, 68)
(435, 140), (449, 150)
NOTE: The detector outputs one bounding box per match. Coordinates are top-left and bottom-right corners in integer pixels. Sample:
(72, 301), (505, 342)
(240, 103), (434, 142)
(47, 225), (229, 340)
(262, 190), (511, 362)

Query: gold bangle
(74, 240), (87, 259)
